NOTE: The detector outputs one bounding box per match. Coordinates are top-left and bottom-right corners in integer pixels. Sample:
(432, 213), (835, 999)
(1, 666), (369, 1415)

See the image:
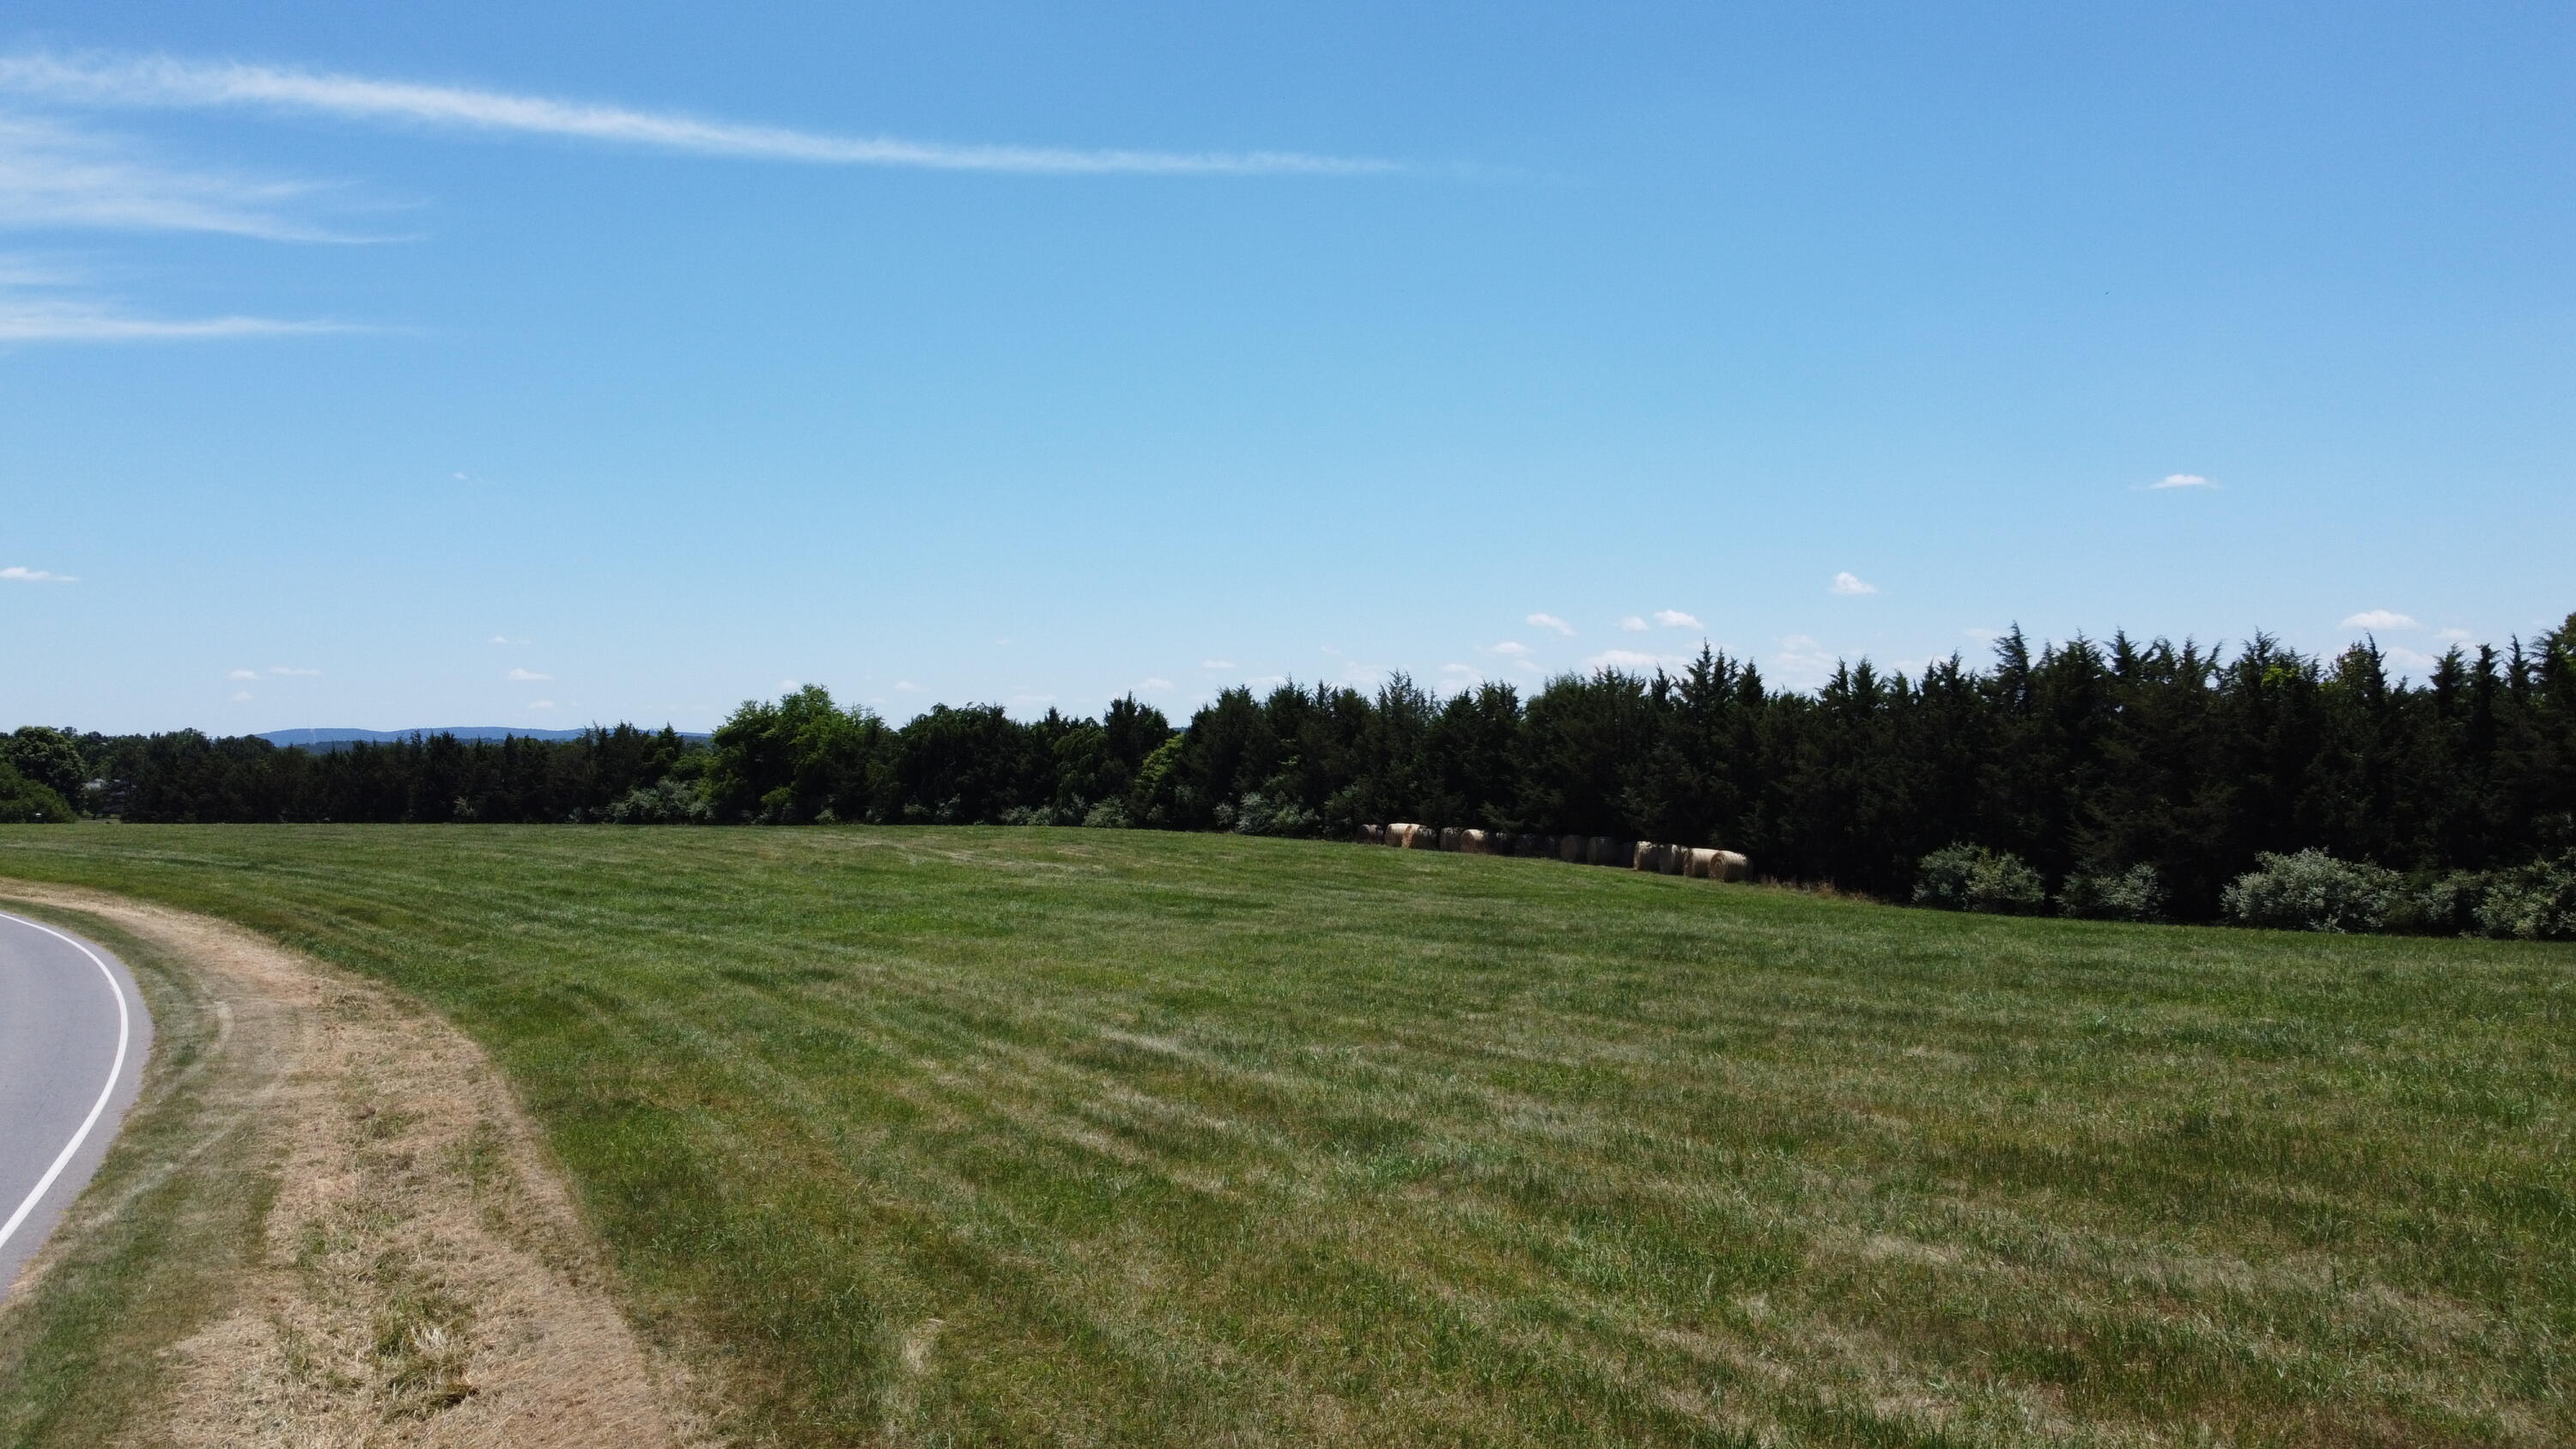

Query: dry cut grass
(0, 825), (2569, 1447)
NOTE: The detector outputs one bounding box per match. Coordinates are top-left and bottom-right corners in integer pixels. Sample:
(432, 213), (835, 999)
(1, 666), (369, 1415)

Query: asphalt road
(0, 910), (150, 1303)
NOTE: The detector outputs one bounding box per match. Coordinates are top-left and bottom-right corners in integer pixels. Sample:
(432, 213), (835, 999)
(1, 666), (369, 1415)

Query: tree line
(9, 612), (2572, 927)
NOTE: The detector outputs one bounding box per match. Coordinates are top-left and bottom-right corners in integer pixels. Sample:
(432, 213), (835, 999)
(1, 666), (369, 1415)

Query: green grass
(2, 825), (2570, 1446)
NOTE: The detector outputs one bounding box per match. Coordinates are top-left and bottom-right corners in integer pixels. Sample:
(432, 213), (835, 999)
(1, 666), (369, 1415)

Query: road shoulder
(0, 884), (710, 1449)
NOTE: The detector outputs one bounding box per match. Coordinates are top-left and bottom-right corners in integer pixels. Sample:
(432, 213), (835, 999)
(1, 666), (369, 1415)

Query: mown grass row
(1, 825), (2568, 1446)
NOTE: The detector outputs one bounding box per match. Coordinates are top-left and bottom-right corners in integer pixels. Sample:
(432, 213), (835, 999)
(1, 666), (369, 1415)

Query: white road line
(0, 911), (133, 1255)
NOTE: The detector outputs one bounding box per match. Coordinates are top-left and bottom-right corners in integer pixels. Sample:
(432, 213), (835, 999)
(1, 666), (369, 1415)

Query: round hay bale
(1359, 824), (1385, 845)
(1685, 847), (1716, 879)
(1716, 849), (1750, 882)
(1662, 843), (1689, 875)
(1586, 836), (1616, 866)
(1389, 823), (1420, 849)
(1438, 825), (1463, 852)
(1557, 835), (1585, 862)
(1459, 828), (1489, 855)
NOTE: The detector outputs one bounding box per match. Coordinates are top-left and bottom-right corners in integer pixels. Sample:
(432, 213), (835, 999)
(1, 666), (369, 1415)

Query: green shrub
(2221, 849), (2399, 933)
(0, 761), (76, 823)
(2059, 863), (2166, 922)
(1217, 792), (1320, 837)
(2473, 850), (2576, 941)
(602, 778), (713, 825)
(1913, 843), (2047, 915)
(2384, 871), (2489, 935)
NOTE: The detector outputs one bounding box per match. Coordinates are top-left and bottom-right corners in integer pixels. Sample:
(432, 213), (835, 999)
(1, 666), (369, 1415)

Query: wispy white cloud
(1139, 677), (1174, 691)
(2147, 472), (2218, 490)
(2341, 609), (2419, 631)
(227, 667), (257, 679)
(269, 664), (320, 676)
(1651, 609), (1702, 630)
(1483, 640), (1531, 657)
(893, 680), (921, 692)
(530, 698), (556, 709)
(1617, 616), (1647, 632)
(1772, 634), (1837, 687)
(0, 292), (349, 341)
(2383, 646), (2439, 671)
(0, 113), (359, 240)
(229, 690), (252, 702)
(1200, 659), (1234, 670)
(0, 53), (1394, 177)
(2435, 627), (2474, 643)
(1526, 612), (1575, 636)
(1829, 571), (1876, 596)
(507, 667), (551, 681)
(488, 634), (530, 645)
(1, 563), (74, 581)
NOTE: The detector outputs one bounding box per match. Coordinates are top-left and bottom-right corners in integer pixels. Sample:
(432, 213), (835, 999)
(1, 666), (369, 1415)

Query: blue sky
(3, 2), (2569, 733)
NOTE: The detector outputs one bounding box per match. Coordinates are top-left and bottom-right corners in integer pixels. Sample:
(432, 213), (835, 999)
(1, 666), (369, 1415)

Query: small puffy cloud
(2436, 627), (2473, 642)
(1, 564), (74, 581)
(269, 665), (320, 677)
(2341, 610), (2419, 631)
(530, 699), (556, 709)
(229, 690), (252, 702)
(1140, 677), (1174, 691)
(893, 680), (921, 692)
(1484, 640), (1531, 657)
(507, 667), (551, 681)
(1652, 609), (1703, 630)
(488, 634), (530, 645)
(2383, 646), (2439, 670)
(1618, 616), (1648, 632)
(1584, 648), (1679, 673)
(1439, 661), (1477, 677)
(1829, 572), (1877, 596)
(2148, 473), (2219, 490)
(1200, 659), (1234, 670)
(227, 667), (258, 679)
(1526, 612), (1576, 636)
(1963, 627), (2000, 641)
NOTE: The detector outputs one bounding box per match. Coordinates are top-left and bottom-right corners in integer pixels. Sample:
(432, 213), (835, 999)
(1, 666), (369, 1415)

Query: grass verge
(0, 903), (278, 1449)
(0, 825), (2570, 1446)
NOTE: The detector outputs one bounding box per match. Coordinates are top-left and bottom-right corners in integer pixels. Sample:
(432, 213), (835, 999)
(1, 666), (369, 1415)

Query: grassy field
(0, 825), (2569, 1446)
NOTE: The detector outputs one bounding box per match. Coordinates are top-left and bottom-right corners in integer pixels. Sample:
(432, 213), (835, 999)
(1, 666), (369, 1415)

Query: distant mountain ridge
(258, 726), (706, 751)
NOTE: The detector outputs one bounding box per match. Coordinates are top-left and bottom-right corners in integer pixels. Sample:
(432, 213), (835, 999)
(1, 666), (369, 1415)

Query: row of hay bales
(1359, 823), (1749, 881)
